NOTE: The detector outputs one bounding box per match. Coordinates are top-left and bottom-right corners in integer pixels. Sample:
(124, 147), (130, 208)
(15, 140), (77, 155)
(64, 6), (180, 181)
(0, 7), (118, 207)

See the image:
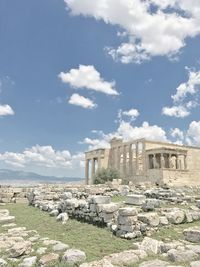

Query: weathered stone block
(125, 194), (146, 205)
(118, 207), (138, 216)
(184, 227), (200, 243)
(138, 213), (160, 227)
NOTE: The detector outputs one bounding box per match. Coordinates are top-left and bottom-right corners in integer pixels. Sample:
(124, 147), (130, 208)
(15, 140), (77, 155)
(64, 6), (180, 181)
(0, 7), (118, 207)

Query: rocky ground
(1, 184), (200, 266)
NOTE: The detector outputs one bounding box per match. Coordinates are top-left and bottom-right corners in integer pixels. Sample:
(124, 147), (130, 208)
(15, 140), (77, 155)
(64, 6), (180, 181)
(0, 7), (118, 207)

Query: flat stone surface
(125, 194), (146, 205)
(39, 253), (59, 266)
(118, 207), (138, 216)
(62, 249), (86, 265)
(184, 227), (200, 243)
(167, 249), (198, 262)
(139, 259), (169, 267)
(190, 261), (200, 267)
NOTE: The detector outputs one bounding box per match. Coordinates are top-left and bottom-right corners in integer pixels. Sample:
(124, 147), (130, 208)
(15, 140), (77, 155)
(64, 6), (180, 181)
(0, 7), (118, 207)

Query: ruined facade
(85, 138), (200, 186)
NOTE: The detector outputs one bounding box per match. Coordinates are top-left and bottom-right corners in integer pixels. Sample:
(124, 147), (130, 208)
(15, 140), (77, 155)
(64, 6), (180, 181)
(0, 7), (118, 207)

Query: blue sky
(0, 0), (200, 177)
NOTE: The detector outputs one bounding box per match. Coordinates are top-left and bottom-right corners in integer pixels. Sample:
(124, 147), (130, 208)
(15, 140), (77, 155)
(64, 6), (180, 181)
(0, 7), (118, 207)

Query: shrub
(93, 168), (120, 184)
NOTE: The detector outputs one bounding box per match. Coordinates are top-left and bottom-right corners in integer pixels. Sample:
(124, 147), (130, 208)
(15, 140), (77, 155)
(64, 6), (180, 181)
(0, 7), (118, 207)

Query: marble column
(153, 154), (157, 169)
(129, 144), (133, 176)
(91, 158), (96, 184)
(184, 155), (187, 170)
(85, 159), (89, 185)
(123, 146), (127, 177)
(136, 143), (139, 173)
(161, 153), (165, 169)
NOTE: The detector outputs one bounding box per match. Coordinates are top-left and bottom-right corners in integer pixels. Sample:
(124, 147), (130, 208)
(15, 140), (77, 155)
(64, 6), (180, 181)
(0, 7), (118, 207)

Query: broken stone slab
(62, 249), (86, 265)
(39, 253), (59, 266)
(183, 227), (200, 243)
(117, 215), (137, 225)
(0, 258), (7, 266)
(53, 242), (69, 252)
(167, 249), (198, 262)
(140, 237), (163, 255)
(18, 256), (37, 267)
(90, 196), (111, 204)
(97, 203), (119, 213)
(9, 241), (32, 258)
(80, 259), (114, 267)
(56, 212), (69, 224)
(139, 259), (169, 267)
(190, 261), (200, 267)
(0, 216), (15, 224)
(0, 209), (9, 216)
(104, 250), (139, 266)
(118, 207), (138, 216)
(142, 199), (160, 211)
(138, 213), (160, 227)
(125, 194), (146, 205)
(165, 209), (185, 224)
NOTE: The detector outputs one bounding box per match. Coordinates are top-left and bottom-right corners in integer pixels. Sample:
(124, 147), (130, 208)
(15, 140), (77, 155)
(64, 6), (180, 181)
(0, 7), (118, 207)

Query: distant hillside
(0, 169), (83, 184)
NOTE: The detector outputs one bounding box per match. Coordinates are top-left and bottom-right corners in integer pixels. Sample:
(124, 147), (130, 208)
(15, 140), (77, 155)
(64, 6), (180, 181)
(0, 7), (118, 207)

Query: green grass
(111, 195), (126, 203)
(152, 219), (200, 241)
(1, 204), (134, 262)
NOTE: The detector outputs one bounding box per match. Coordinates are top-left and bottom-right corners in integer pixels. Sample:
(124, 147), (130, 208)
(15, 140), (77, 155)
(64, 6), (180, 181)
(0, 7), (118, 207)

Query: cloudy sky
(0, 0), (200, 177)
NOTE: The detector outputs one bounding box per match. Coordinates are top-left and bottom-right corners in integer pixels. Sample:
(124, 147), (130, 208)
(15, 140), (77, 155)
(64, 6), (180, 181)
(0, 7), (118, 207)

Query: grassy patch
(2, 204), (134, 262)
(111, 195), (126, 203)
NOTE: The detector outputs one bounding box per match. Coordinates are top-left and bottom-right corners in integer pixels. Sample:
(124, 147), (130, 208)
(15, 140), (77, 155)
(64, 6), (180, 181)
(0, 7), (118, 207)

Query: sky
(0, 0), (200, 178)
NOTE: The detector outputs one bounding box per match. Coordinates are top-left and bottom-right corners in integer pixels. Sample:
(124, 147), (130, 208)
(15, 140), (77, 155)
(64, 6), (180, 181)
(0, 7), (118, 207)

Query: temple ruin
(85, 138), (200, 186)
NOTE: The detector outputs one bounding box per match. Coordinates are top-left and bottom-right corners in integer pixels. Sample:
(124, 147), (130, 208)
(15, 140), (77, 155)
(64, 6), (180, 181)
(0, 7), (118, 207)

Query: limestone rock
(80, 259), (114, 267)
(165, 209), (185, 224)
(19, 256), (37, 267)
(56, 212), (69, 224)
(0, 259), (7, 266)
(140, 237), (163, 254)
(138, 213), (160, 227)
(118, 207), (138, 216)
(167, 249), (198, 262)
(183, 227), (200, 243)
(39, 253), (59, 266)
(9, 241), (32, 258)
(125, 194), (146, 205)
(190, 261), (200, 267)
(62, 249), (86, 265)
(139, 259), (169, 267)
(53, 242), (69, 252)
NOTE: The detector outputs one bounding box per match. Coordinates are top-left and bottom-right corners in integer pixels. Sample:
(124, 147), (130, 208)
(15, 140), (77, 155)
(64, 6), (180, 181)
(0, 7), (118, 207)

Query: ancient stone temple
(85, 138), (200, 186)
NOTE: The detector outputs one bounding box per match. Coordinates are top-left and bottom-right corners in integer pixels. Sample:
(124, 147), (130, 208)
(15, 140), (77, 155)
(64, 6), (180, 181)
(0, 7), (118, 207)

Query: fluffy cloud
(80, 120), (168, 150)
(0, 104), (14, 117)
(64, 0), (200, 63)
(118, 108), (140, 121)
(162, 105), (190, 118)
(162, 69), (200, 118)
(0, 145), (84, 170)
(172, 70), (200, 102)
(59, 65), (118, 95)
(186, 121), (200, 146)
(170, 128), (184, 140)
(68, 93), (97, 109)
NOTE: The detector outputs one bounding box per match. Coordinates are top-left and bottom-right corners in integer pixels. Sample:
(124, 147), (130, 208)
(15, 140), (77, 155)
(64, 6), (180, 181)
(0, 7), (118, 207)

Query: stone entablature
(85, 138), (200, 186)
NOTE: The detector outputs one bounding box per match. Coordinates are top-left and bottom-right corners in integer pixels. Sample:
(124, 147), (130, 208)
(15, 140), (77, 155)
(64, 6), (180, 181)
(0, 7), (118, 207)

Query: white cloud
(162, 68), (200, 118)
(68, 93), (96, 109)
(0, 145), (84, 171)
(0, 104), (14, 117)
(170, 128), (184, 140)
(118, 108), (140, 121)
(64, 0), (200, 63)
(162, 105), (190, 118)
(172, 70), (200, 102)
(117, 121), (168, 141)
(80, 120), (168, 150)
(59, 65), (118, 95)
(186, 121), (200, 146)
